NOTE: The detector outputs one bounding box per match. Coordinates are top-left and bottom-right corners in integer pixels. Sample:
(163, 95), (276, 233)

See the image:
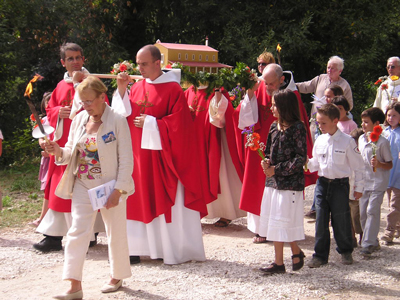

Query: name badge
(102, 131), (116, 143)
(334, 149), (345, 155)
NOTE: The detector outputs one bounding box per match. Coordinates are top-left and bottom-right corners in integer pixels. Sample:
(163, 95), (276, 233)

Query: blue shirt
(384, 126), (400, 189)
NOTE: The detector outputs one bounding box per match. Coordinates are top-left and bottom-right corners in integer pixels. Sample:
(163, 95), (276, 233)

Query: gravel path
(1, 185), (400, 299)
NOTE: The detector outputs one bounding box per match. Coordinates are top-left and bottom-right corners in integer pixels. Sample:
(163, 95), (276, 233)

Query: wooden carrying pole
(90, 74), (143, 80)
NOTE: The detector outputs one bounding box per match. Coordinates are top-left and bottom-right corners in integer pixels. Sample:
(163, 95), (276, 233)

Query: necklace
(90, 117), (102, 123)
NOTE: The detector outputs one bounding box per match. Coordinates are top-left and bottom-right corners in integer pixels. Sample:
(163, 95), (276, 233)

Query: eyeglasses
(78, 99), (95, 106)
(66, 55), (83, 63)
(387, 65), (397, 70)
(258, 63), (267, 66)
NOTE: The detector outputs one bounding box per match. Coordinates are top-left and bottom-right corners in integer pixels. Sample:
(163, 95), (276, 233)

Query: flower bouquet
(241, 125), (266, 159)
(109, 60), (141, 89)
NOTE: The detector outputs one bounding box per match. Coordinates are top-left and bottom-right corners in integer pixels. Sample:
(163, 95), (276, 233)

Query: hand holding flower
(264, 165), (275, 178)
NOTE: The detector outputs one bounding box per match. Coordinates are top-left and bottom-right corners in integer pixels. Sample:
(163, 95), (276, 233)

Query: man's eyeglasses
(387, 65), (397, 70)
(258, 63), (267, 66)
(66, 55), (83, 63)
(79, 99), (95, 106)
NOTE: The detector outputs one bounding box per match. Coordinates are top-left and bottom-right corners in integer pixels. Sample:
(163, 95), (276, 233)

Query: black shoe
(305, 210), (316, 219)
(292, 250), (305, 271)
(259, 263), (286, 275)
(129, 256), (141, 264)
(33, 237), (62, 252)
(89, 232), (99, 248)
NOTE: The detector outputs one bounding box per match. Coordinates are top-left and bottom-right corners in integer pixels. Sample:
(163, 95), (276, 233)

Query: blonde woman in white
(45, 76), (134, 300)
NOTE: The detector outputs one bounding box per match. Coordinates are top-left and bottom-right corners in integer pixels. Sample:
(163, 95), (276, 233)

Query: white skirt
(126, 181), (206, 265)
(258, 187), (305, 242)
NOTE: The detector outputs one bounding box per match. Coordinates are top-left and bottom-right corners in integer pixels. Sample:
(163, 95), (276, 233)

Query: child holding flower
(381, 103), (400, 243)
(358, 107), (392, 256)
(258, 90), (307, 275)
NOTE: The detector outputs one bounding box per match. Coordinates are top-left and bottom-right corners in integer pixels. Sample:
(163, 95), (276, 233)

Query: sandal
(214, 218), (231, 227)
(292, 250), (305, 271)
(259, 263), (286, 275)
(252, 234), (268, 244)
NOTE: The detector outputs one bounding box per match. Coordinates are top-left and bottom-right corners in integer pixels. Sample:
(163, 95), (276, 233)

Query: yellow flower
(390, 75), (399, 81)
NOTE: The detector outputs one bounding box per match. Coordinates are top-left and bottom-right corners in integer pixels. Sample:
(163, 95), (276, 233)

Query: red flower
(165, 64), (172, 69)
(119, 64), (127, 72)
(373, 125), (383, 135)
(374, 79), (382, 85)
(229, 95), (236, 101)
(30, 114), (36, 122)
(381, 84), (388, 90)
(252, 132), (261, 142)
(245, 66), (250, 73)
(369, 132), (379, 142)
(249, 141), (260, 151)
(34, 124), (38, 129)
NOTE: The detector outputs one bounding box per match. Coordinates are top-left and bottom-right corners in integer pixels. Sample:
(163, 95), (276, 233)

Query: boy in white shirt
(307, 104), (364, 268)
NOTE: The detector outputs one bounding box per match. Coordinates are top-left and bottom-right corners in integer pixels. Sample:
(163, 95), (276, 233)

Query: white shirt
(0, 129), (3, 140)
(308, 129), (364, 193)
(358, 134), (392, 192)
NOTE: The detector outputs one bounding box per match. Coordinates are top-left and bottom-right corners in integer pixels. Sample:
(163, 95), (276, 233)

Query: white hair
(387, 57), (400, 66)
(328, 56), (344, 71)
(262, 63), (283, 79)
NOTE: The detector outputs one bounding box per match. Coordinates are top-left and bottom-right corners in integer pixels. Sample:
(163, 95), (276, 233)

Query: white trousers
(63, 179), (131, 281)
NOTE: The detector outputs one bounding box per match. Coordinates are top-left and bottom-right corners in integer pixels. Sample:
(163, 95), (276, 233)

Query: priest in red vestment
(112, 45), (207, 264)
(233, 63), (317, 243)
(34, 43), (103, 252)
(184, 86), (245, 227)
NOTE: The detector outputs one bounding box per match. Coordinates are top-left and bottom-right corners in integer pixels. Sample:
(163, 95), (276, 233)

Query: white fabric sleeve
(347, 139), (364, 193)
(209, 94), (228, 128)
(238, 93), (258, 129)
(53, 117), (64, 142)
(141, 115), (162, 150)
(111, 90), (132, 117)
(69, 92), (82, 120)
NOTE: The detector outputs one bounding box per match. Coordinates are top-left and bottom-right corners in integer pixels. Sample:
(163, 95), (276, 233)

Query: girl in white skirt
(259, 90), (307, 275)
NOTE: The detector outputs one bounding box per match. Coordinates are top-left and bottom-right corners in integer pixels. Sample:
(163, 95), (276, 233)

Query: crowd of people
(10, 42), (400, 299)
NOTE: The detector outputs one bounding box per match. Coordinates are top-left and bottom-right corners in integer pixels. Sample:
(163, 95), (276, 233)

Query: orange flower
(252, 132), (260, 142)
(374, 79), (382, 85)
(30, 114), (36, 122)
(369, 132), (379, 142)
(249, 141), (259, 151)
(373, 125), (383, 135)
(229, 95), (236, 101)
(34, 124), (38, 129)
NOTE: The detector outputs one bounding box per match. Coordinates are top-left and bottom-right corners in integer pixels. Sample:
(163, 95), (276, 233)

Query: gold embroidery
(260, 104), (272, 121)
(135, 91), (154, 114)
(189, 94), (205, 119)
(61, 90), (73, 107)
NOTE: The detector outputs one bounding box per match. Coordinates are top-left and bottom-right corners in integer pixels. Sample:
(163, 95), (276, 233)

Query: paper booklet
(87, 179), (121, 210)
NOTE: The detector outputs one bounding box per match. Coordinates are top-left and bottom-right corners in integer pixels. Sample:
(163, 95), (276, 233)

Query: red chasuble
(126, 80), (206, 223)
(233, 81), (317, 215)
(45, 80), (74, 212)
(184, 87), (244, 207)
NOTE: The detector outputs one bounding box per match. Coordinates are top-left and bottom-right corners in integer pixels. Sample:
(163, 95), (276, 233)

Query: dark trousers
(313, 177), (353, 262)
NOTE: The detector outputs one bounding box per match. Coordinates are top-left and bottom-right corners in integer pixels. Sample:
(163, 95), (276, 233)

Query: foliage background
(0, 0), (399, 168)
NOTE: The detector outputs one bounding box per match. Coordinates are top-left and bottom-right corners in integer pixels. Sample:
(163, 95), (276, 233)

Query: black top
(264, 121), (307, 191)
